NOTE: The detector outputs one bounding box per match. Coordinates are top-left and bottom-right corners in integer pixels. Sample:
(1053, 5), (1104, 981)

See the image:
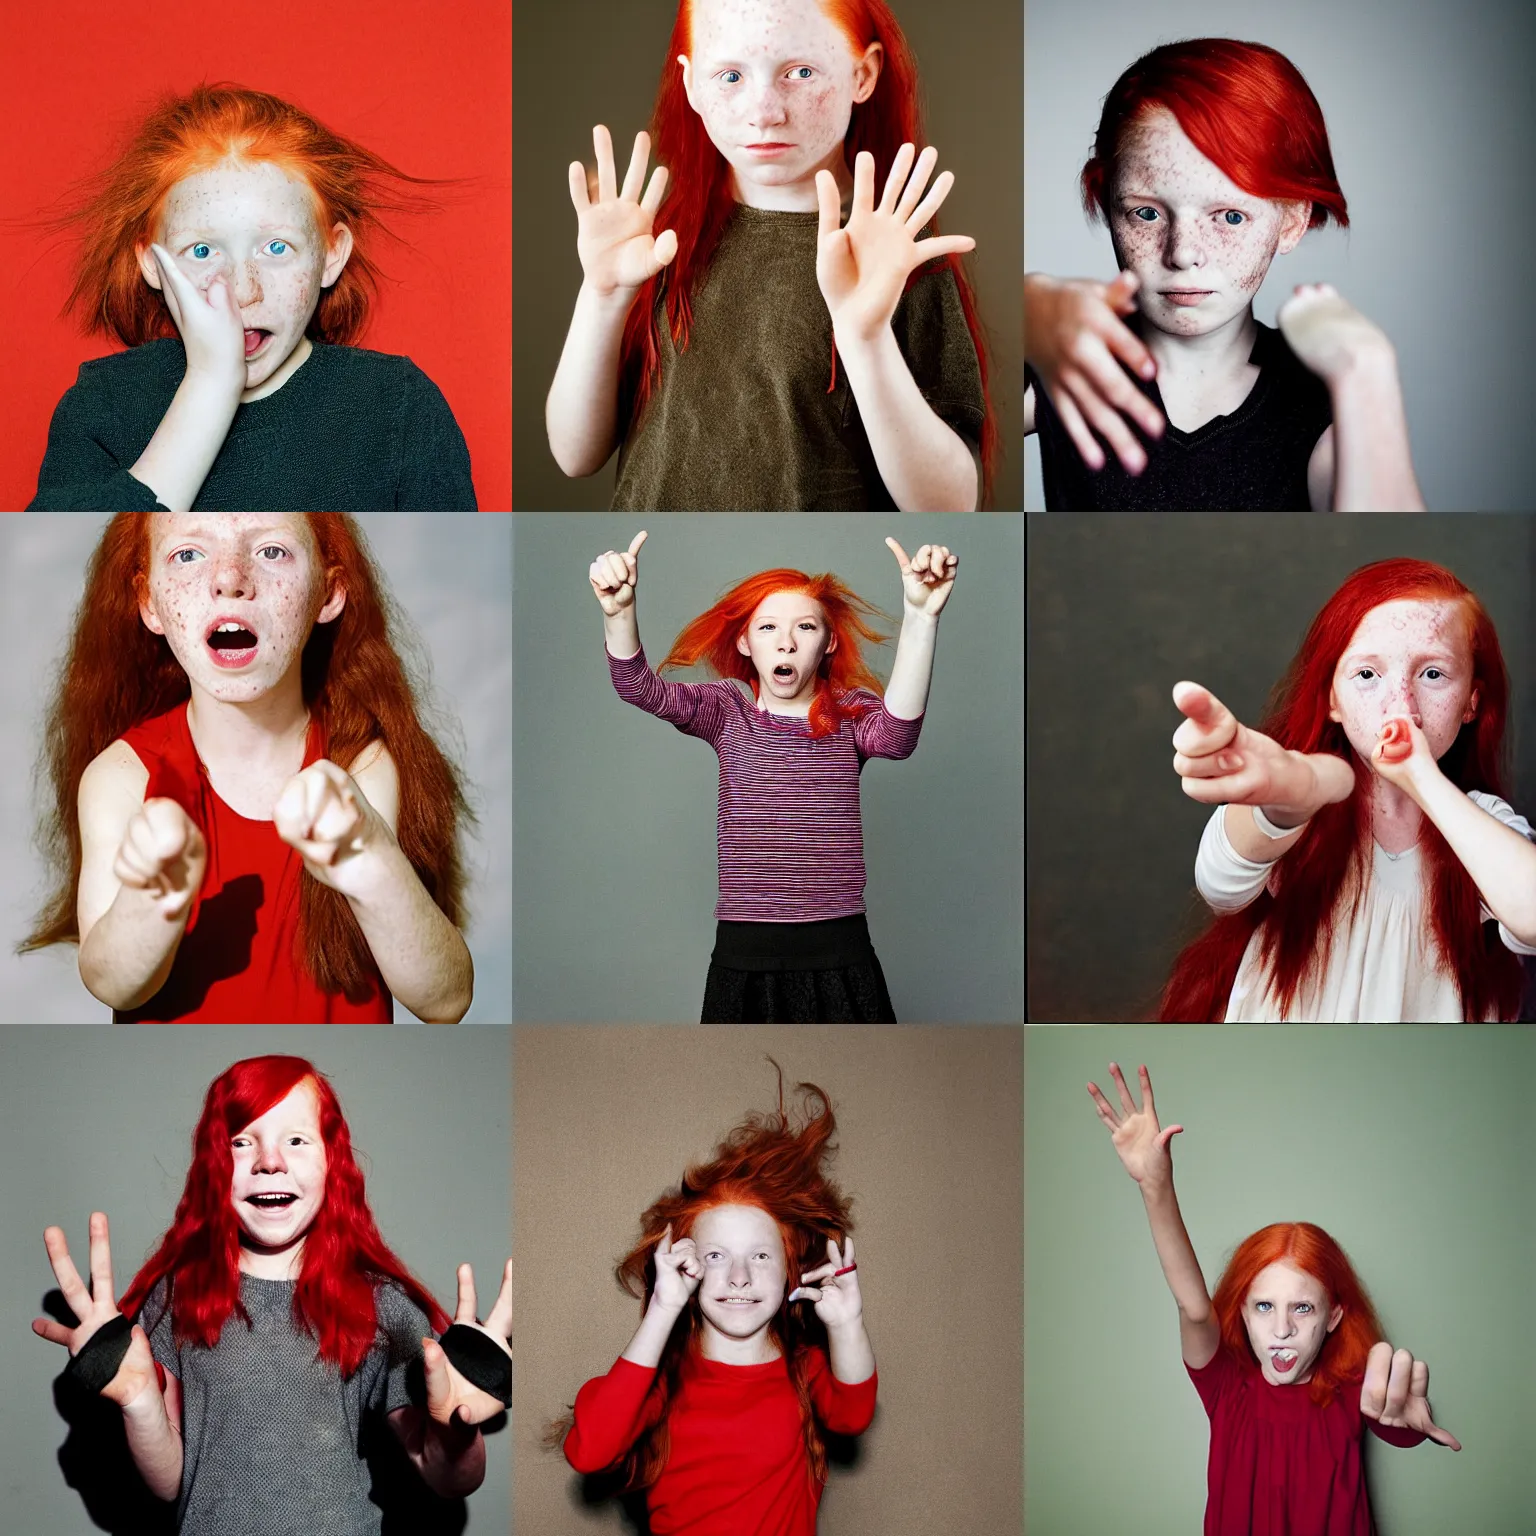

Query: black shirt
(28, 340), (476, 510)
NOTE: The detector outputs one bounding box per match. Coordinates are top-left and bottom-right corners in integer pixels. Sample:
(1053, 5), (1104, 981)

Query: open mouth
(243, 328), (274, 358)
(772, 665), (796, 683)
(1270, 1349), (1299, 1372)
(206, 620), (260, 669)
(716, 1297), (760, 1306)
(247, 1193), (299, 1210)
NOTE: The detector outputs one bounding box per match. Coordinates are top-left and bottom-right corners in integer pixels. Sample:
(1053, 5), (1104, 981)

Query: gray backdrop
(1, 514), (511, 1024)
(514, 0), (1022, 509)
(513, 512), (1024, 1022)
(1024, 0), (1536, 511)
(1027, 513), (1536, 1021)
(0, 1024), (512, 1535)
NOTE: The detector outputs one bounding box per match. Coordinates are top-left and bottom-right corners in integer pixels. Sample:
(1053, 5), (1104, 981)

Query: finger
(1425, 1417), (1461, 1452)
(568, 161), (591, 214)
(878, 142), (918, 216)
(1085, 1080), (1122, 1129)
(827, 1237), (843, 1270)
(1171, 682), (1228, 733)
(484, 1257), (514, 1336)
(44, 1227), (92, 1314)
(1361, 1340), (1393, 1417)
(1063, 367), (1149, 476)
(789, 1286), (822, 1303)
(1047, 384), (1106, 472)
(652, 228), (679, 268)
(904, 168), (956, 234)
(910, 234), (977, 267)
(884, 536), (911, 572)
(1084, 325), (1166, 436)
(800, 1263), (836, 1284)
(594, 125), (617, 203)
(1107, 1061), (1137, 1116)
(89, 1211), (115, 1307)
(843, 1234), (854, 1265)
(627, 530), (648, 558)
(421, 1337), (452, 1415)
(619, 131), (651, 203)
(456, 1262), (478, 1324)
(1154, 1124), (1184, 1150)
(853, 151), (875, 212)
(1100, 299), (1158, 381)
(33, 1317), (76, 1347)
(894, 145), (936, 221)
(1105, 268), (1142, 315)
(640, 165), (670, 216)
(815, 169), (842, 239)
(1137, 1064), (1157, 1118)
(657, 1223), (672, 1257)
(1172, 749), (1246, 779)
(1384, 1348), (1413, 1420)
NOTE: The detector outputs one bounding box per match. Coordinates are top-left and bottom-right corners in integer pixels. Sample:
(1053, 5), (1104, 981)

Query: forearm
(1139, 1182), (1211, 1321)
(120, 1391), (183, 1502)
(1221, 752), (1355, 862)
(415, 1414), (486, 1498)
(343, 840), (474, 1023)
(1328, 346), (1425, 512)
(78, 887), (191, 1012)
(127, 372), (239, 514)
(1413, 773), (1536, 944)
(833, 325), (978, 511)
(546, 283), (636, 477)
(825, 1317), (875, 1385)
(620, 1299), (684, 1369)
(883, 609), (939, 719)
(603, 604), (641, 660)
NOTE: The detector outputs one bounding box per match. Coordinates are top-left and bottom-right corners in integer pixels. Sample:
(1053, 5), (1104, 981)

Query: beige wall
(513, 1026), (1023, 1534)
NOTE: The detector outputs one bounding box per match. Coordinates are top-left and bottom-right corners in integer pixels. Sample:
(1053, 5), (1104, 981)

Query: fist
(652, 1222), (703, 1310)
(113, 798), (207, 917)
(273, 760), (379, 893)
(590, 530), (647, 615)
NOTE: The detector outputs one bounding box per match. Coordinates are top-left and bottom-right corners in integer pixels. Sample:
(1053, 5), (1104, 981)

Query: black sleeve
(891, 260), (987, 453)
(395, 362), (478, 510)
(27, 375), (168, 510)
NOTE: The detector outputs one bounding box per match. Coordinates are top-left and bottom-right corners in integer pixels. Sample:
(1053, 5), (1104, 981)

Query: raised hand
(589, 530), (647, 614)
(1024, 270), (1166, 475)
(1276, 284), (1395, 388)
(1086, 1063), (1183, 1190)
(789, 1235), (863, 1328)
(1361, 1341), (1461, 1450)
(112, 798), (208, 920)
(652, 1222), (703, 1310)
(1369, 714), (1438, 799)
(273, 759), (383, 896)
(145, 243), (248, 392)
(422, 1259), (514, 1428)
(816, 145), (976, 344)
(569, 127), (678, 298)
(32, 1213), (160, 1409)
(885, 538), (957, 616)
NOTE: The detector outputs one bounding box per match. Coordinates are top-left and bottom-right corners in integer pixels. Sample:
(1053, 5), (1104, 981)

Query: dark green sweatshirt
(28, 340), (477, 510)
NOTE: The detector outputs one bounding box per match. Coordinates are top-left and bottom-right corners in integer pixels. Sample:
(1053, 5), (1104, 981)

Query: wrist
(181, 365), (244, 407)
(832, 316), (894, 358)
(580, 278), (642, 314)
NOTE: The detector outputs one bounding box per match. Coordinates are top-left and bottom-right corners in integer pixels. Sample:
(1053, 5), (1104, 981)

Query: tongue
(244, 329), (266, 356)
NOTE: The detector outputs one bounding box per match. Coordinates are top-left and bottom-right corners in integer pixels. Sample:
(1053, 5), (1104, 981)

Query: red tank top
(112, 701), (393, 1023)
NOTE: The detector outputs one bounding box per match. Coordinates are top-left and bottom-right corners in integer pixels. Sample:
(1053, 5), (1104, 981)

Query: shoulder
(72, 340), (184, 387)
(373, 1277), (432, 1337)
(79, 739), (150, 817)
(315, 344), (452, 400)
(1467, 790), (1532, 836)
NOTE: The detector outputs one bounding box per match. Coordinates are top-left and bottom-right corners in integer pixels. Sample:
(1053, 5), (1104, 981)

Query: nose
(229, 257), (264, 308)
(211, 550), (255, 599)
(254, 1142), (288, 1175)
(748, 80), (789, 130)
(778, 633), (796, 652)
(1166, 213), (1206, 271)
(727, 1257), (751, 1287)
(1386, 677), (1422, 726)
(1273, 1315), (1296, 1340)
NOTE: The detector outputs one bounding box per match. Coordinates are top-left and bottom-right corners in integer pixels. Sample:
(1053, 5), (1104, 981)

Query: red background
(1, 0), (510, 511)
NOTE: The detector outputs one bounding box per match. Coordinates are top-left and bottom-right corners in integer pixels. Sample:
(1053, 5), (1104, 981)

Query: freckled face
(1109, 108), (1309, 338)
(682, 0), (879, 201)
(691, 1204), (788, 1345)
(1329, 599), (1479, 763)
(735, 589), (836, 706)
(1242, 1261), (1343, 1386)
(139, 514), (344, 704)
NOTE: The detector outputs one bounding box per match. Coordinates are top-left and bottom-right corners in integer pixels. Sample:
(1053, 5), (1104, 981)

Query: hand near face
(112, 797), (208, 920)
(1369, 715), (1438, 799)
(789, 1235), (863, 1328)
(145, 243), (248, 392)
(652, 1223), (703, 1311)
(1276, 284), (1394, 388)
(589, 530), (647, 614)
(1360, 1341), (1461, 1450)
(816, 146), (976, 344)
(885, 538), (957, 616)
(1086, 1062), (1183, 1189)
(273, 760), (382, 895)
(570, 127), (678, 297)
(422, 1259), (514, 1428)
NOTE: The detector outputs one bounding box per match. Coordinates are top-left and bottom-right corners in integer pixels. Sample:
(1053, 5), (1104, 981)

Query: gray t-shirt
(139, 1272), (430, 1536)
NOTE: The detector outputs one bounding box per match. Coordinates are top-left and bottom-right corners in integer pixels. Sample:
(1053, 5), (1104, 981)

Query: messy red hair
(1160, 559), (1521, 1022)
(42, 82), (463, 348)
(19, 514), (474, 1004)
(1080, 39), (1349, 232)
(1211, 1222), (1381, 1409)
(118, 1055), (450, 1376)
(620, 0), (997, 500)
(660, 567), (890, 738)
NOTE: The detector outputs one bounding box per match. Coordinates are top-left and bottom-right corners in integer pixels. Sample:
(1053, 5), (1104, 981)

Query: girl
(554, 1076), (875, 1534)
(547, 0), (994, 511)
(32, 1054), (513, 1535)
(1024, 38), (1423, 511)
(18, 513), (475, 1024)
(1163, 558), (1536, 1021)
(590, 527), (956, 1022)
(1087, 1061), (1459, 1536)
(29, 83), (476, 511)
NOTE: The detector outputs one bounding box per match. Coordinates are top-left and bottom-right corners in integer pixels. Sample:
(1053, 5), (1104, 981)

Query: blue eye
(172, 548), (203, 564)
(790, 66), (813, 80)
(1223, 210), (1246, 226)
(1296, 1304), (1312, 1314)
(267, 240), (289, 256)
(190, 243), (212, 260)
(721, 70), (742, 84)
(258, 545), (287, 560)
(1255, 1301), (1271, 1312)
(1131, 208), (1158, 223)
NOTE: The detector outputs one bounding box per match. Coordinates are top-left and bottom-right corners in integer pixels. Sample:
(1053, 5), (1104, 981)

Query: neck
(242, 334), (313, 404)
(731, 146), (853, 212)
(1143, 303), (1258, 383)
(1370, 777), (1424, 854)
(699, 1319), (782, 1365)
(186, 672), (311, 772)
(238, 1238), (306, 1281)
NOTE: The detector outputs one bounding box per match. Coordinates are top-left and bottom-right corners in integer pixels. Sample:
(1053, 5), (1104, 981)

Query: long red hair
(39, 82), (465, 348)
(1160, 559), (1522, 1022)
(621, 0), (997, 500)
(1080, 39), (1349, 231)
(19, 514), (474, 1004)
(118, 1055), (450, 1376)
(550, 1071), (854, 1490)
(1211, 1222), (1381, 1409)
(660, 567), (890, 738)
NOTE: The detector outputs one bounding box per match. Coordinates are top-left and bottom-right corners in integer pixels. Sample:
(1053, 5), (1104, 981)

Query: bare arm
(127, 373), (241, 512)
(546, 284), (637, 478)
(120, 1377), (185, 1501)
(881, 539), (958, 719)
(590, 530), (646, 659)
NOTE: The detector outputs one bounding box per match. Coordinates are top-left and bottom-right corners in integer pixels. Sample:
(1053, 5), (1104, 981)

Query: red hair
(1160, 559), (1522, 1022)
(1211, 1222), (1381, 1409)
(19, 514), (474, 1004)
(41, 82), (464, 348)
(118, 1055), (450, 1376)
(621, 0), (997, 501)
(660, 567), (890, 738)
(1080, 39), (1349, 231)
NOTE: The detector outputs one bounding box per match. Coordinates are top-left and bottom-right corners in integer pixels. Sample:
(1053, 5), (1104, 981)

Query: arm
(791, 1236), (875, 1386)
(1360, 1340), (1461, 1450)
(881, 539), (958, 720)
(591, 530), (646, 659)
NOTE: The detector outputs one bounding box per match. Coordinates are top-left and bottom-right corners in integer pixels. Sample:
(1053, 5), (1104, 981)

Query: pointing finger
(456, 1261), (478, 1324)
(627, 530), (648, 557)
(884, 536), (911, 571)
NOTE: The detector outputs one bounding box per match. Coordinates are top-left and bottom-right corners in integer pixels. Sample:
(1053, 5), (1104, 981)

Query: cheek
(271, 269), (318, 325)
(1229, 230), (1279, 293)
(1115, 219), (1161, 266)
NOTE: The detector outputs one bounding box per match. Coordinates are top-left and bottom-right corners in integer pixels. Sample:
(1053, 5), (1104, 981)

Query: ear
(1326, 1303), (1344, 1334)
(320, 225), (354, 290)
(735, 628), (752, 658)
(851, 41), (883, 104)
(1275, 199), (1312, 257)
(316, 576), (347, 627)
(139, 588), (166, 637)
(824, 631), (838, 656)
(136, 243), (165, 292)
(678, 54), (698, 114)
(1327, 682), (1342, 724)
(1464, 685), (1479, 724)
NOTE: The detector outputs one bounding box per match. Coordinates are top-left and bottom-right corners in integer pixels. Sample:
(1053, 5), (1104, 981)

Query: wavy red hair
(19, 513), (474, 1004)
(118, 1055), (449, 1376)
(1080, 39), (1349, 232)
(620, 0), (997, 500)
(659, 567), (890, 738)
(1212, 1222), (1381, 1409)
(1160, 559), (1522, 1022)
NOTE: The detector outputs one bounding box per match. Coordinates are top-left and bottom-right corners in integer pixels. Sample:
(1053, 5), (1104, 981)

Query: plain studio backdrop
(0, 513), (511, 1024)
(1025, 1025), (1536, 1536)
(512, 511), (1024, 1023)
(1024, 0), (1536, 511)
(0, 1025), (512, 1535)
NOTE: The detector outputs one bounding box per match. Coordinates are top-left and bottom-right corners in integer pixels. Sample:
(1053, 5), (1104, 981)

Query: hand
(651, 1222), (702, 1311)
(112, 797), (207, 920)
(422, 1259), (514, 1429)
(1370, 715), (1439, 800)
(1086, 1062), (1183, 1189)
(589, 530), (647, 614)
(273, 759), (383, 896)
(885, 538), (957, 616)
(1277, 284), (1396, 388)
(1024, 270), (1166, 475)
(816, 145), (976, 344)
(1361, 1341), (1461, 1450)
(789, 1235), (863, 1328)
(32, 1213), (160, 1410)
(145, 243), (247, 392)
(569, 127), (678, 298)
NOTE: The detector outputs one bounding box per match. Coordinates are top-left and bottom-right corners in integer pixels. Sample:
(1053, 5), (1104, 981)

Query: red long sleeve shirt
(565, 1348), (877, 1536)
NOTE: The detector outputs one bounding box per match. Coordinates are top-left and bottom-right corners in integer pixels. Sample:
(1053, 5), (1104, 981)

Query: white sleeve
(1466, 791), (1536, 955)
(1193, 806), (1283, 914)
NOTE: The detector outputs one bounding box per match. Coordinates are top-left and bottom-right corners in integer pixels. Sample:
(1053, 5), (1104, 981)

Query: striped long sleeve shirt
(608, 647), (923, 922)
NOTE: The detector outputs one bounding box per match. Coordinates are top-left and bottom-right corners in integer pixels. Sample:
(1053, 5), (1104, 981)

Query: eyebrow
(172, 521), (295, 543)
(1342, 650), (1458, 665)
(166, 224), (306, 239)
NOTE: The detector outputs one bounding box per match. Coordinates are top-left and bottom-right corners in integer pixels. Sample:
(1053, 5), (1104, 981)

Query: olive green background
(1025, 1024), (1536, 1536)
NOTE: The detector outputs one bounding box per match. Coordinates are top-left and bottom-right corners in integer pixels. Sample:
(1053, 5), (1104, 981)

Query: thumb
(1172, 681), (1221, 726)
(884, 536), (911, 571)
(1155, 1124), (1184, 1151)
(653, 229), (678, 268)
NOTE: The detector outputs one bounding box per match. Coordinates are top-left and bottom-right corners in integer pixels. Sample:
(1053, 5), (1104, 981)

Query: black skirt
(701, 913), (897, 1024)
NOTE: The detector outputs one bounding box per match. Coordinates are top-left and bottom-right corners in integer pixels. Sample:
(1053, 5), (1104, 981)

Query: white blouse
(1194, 792), (1536, 1022)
